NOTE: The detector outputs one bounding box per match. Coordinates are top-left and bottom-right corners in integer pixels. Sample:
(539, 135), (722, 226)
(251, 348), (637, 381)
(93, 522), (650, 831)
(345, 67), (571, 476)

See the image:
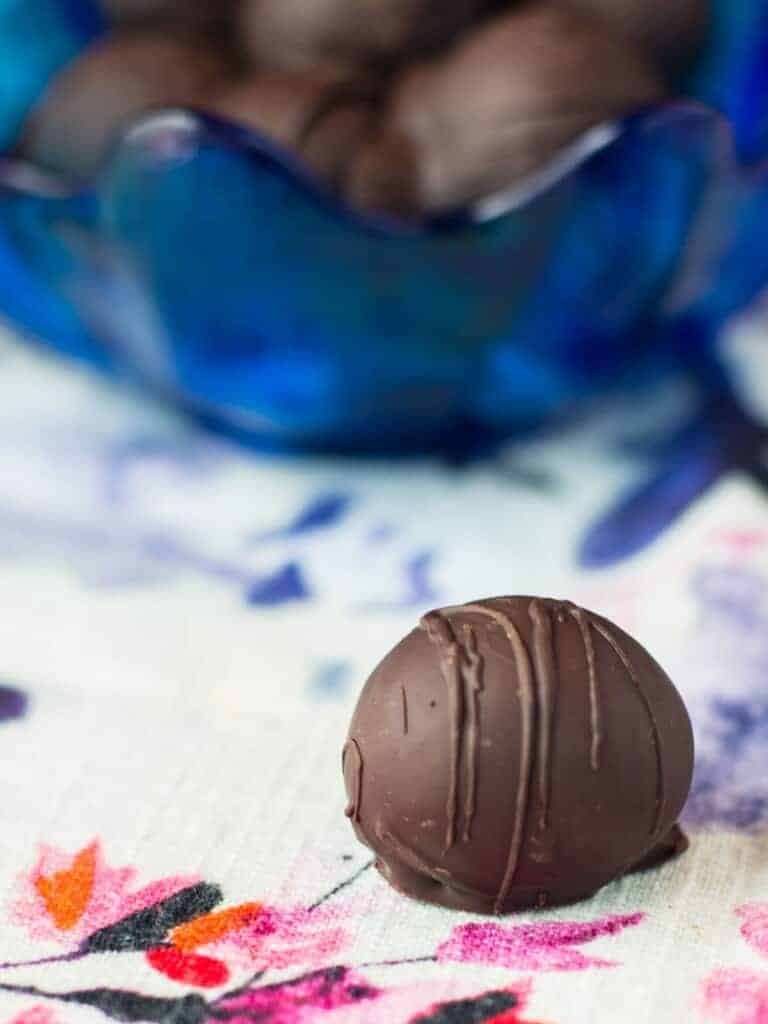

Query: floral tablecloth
(2, 316), (768, 1024)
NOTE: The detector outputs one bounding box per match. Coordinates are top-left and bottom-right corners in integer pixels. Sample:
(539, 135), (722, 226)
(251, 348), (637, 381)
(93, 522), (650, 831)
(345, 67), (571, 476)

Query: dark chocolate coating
(343, 596), (693, 914)
(96, 1), (240, 56)
(239, 0), (490, 71)
(346, 4), (666, 215)
(98, 0), (234, 28)
(211, 70), (378, 187)
(562, 0), (710, 77)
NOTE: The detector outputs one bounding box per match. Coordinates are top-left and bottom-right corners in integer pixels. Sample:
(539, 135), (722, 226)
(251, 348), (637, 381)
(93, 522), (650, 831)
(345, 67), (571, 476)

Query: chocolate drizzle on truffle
(567, 605), (602, 772)
(422, 612), (464, 852)
(344, 595), (694, 915)
(528, 599), (557, 830)
(423, 599), (637, 909)
(421, 611), (498, 851)
(449, 603), (535, 914)
(590, 621), (666, 837)
(342, 739), (364, 823)
(461, 626), (484, 842)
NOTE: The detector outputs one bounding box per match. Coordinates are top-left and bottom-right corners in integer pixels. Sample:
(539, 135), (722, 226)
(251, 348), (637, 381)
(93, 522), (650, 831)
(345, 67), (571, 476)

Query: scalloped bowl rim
(0, 98), (738, 238)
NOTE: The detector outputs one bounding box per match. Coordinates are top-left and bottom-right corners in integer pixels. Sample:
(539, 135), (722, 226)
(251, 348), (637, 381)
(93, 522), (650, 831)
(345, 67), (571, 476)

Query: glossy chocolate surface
(344, 596), (694, 914)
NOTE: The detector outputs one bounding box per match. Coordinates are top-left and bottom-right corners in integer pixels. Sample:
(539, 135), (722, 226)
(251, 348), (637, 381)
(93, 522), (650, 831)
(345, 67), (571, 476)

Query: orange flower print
(9, 839), (199, 950)
(171, 902), (350, 973)
(145, 903), (263, 989)
(33, 842), (97, 932)
(144, 900), (350, 986)
(6, 838), (354, 989)
(0, 846), (551, 1024)
(170, 902), (263, 951)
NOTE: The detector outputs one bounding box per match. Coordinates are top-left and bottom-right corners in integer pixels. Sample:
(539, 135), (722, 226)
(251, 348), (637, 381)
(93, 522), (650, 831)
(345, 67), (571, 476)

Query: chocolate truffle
(96, 0), (239, 53)
(343, 596), (693, 914)
(17, 31), (233, 179)
(98, 0), (233, 27)
(211, 70), (378, 186)
(347, 4), (666, 215)
(562, 0), (710, 76)
(239, 0), (489, 71)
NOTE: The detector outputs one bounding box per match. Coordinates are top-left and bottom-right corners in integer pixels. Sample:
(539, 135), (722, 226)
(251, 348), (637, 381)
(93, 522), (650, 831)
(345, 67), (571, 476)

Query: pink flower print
(8, 1007), (59, 1024)
(212, 966), (380, 1024)
(183, 903), (350, 972)
(213, 969), (536, 1024)
(699, 967), (768, 1024)
(8, 840), (198, 950)
(406, 978), (536, 1024)
(738, 905), (768, 958)
(698, 905), (768, 1023)
(436, 913), (645, 971)
(141, 901), (350, 985)
(710, 528), (768, 558)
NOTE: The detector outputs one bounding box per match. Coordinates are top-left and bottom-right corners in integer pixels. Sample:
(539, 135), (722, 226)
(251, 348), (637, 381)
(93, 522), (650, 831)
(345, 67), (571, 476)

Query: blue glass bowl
(1, 0), (768, 452)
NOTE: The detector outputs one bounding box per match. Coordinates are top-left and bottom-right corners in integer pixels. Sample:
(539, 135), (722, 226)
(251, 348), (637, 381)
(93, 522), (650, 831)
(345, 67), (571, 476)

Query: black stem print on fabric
(82, 883), (223, 953)
(212, 966), (379, 1020)
(412, 990), (520, 1023)
(204, 853), (408, 1013)
(0, 857), (454, 1024)
(359, 955), (438, 969)
(307, 858), (375, 911)
(0, 951), (87, 971)
(0, 861), (369, 973)
(2, 974), (519, 1024)
(0, 984), (209, 1024)
(209, 971), (266, 1007)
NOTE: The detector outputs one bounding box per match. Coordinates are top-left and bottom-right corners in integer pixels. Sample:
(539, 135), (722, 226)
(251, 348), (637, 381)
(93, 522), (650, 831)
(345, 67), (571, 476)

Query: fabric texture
(1, 317), (768, 1024)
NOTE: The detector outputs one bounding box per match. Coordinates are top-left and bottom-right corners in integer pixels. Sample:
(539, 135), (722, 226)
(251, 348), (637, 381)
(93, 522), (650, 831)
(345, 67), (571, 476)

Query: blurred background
(1, 0), (768, 564)
(0, 0), (767, 458)
(1, 3), (768, 1020)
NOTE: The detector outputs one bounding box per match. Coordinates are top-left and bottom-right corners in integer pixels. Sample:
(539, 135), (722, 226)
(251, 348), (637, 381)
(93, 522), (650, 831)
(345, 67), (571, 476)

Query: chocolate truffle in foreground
(343, 597), (693, 914)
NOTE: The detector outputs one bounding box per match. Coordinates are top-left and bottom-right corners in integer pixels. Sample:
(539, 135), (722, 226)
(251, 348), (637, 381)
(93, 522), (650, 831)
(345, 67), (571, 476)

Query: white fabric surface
(1, 323), (768, 1024)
